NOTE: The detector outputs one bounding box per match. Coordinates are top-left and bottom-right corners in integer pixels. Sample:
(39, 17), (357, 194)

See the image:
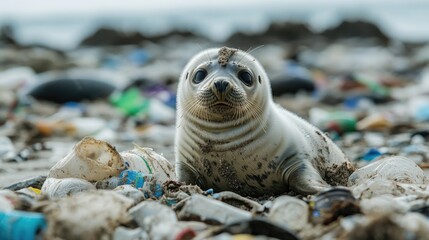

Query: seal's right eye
(193, 69), (207, 84)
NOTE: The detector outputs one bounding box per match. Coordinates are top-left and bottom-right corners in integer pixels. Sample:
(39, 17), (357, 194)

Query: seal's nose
(214, 80), (229, 93)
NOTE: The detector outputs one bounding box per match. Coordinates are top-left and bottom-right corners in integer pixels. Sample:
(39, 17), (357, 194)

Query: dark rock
(80, 27), (147, 46)
(80, 27), (207, 47)
(0, 25), (17, 45)
(264, 22), (314, 41)
(226, 22), (314, 48)
(321, 20), (390, 44)
(146, 30), (204, 43)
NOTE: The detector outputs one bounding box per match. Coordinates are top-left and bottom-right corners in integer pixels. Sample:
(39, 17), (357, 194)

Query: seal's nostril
(214, 80), (229, 93)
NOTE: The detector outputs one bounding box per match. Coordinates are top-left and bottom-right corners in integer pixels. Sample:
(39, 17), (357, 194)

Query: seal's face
(179, 47), (270, 122)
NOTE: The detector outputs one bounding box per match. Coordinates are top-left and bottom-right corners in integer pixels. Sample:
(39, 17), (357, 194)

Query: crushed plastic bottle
(48, 137), (125, 181)
(120, 146), (176, 182)
(118, 170), (163, 198)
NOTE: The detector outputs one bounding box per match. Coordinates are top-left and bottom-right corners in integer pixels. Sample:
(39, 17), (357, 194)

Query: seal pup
(175, 47), (354, 196)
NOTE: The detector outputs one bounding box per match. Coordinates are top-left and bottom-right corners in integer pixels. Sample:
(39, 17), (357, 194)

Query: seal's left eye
(238, 70), (253, 86)
(193, 69), (207, 84)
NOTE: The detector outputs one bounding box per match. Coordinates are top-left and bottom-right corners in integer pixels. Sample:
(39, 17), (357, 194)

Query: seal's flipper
(285, 162), (331, 195)
(176, 161), (206, 186)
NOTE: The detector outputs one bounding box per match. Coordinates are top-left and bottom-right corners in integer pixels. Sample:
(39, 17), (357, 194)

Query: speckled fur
(175, 47), (354, 196)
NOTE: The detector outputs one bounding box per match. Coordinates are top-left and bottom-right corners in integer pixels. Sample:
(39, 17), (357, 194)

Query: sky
(1, 0), (428, 49)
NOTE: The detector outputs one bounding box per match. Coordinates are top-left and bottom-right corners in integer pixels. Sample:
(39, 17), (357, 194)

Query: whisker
(237, 46), (252, 65)
(237, 45), (265, 65)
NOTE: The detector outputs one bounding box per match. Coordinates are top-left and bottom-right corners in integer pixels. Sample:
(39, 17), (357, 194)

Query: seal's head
(178, 47), (272, 122)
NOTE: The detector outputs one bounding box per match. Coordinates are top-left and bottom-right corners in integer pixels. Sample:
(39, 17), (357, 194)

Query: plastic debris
(270, 61), (315, 96)
(349, 156), (429, 199)
(41, 177), (96, 199)
(212, 191), (264, 213)
(113, 185), (145, 204)
(113, 226), (147, 240)
(268, 195), (309, 232)
(118, 170), (163, 198)
(357, 114), (392, 131)
(348, 156), (429, 186)
(41, 190), (133, 240)
(0, 210), (47, 240)
(48, 137), (125, 181)
(120, 146), (176, 182)
(343, 213), (429, 240)
(4, 176), (47, 191)
(3, 24), (429, 240)
(177, 194), (252, 225)
(129, 201), (179, 239)
(0, 136), (16, 161)
(310, 187), (361, 225)
(142, 82), (176, 109)
(409, 96), (429, 122)
(361, 148), (382, 161)
(35, 117), (108, 138)
(0, 190), (22, 211)
(359, 195), (409, 216)
(110, 86), (176, 124)
(309, 108), (357, 133)
(201, 219), (300, 240)
(363, 132), (385, 147)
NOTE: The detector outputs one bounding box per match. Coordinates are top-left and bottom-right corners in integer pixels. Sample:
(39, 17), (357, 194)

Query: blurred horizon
(1, 0), (429, 50)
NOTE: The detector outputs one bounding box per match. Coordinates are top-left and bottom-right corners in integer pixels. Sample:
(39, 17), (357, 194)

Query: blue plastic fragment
(165, 198), (178, 207)
(118, 170), (164, 198)
(205, 188), (214, 195)
(153, 184), (163, 198)
(344, 96), (363, 109)
(119, 170), (145, 188)
(312, 210), (321, 218)
(0, 211), (47, 240)
(362, 148), (382, 161)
